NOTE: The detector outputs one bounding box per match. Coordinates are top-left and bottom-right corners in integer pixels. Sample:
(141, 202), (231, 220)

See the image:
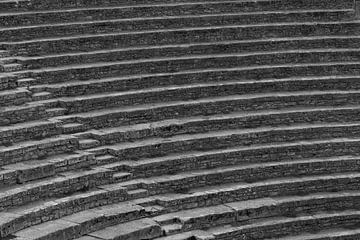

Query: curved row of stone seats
(12, 49), (360, 85)
(158, 229), (360, 240)
(1, 141), (359, 238)
(0, 135), (78, 165)
(151, 192), (360, 236)
(153, 210), (360, 240)
(0, 0), (352, 14)
(0, 10), (353, 42)
(0, 151), (95, 186)
(0, 119), (61, 145)
(12, 202), (157, 240)
(39, 80), (360, 117)
(14, 37), (360, 70)
(0, 102), (65, 126)
(53, 91), (360, 126)
(87, 122), (360, 160)
(109, 155), (360, 196)
(0, 167), (114, 210)
(209, 211), (360, 240)
(3, 138), (360, 234)
(273, 229), (360, 240)
(0, 0), (359, 239)
(6, 170), (360, 240)
(3, 21), (360, 57)
(75, 105), (360, 144)
(0, 135), (357, 236)
(3, 2), (345, 28)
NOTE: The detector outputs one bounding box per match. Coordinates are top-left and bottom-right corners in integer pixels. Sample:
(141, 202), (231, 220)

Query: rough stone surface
(0, 0), (360, 239)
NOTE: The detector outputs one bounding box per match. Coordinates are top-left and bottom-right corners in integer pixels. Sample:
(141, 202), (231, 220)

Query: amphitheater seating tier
(1, 0), (360, 239)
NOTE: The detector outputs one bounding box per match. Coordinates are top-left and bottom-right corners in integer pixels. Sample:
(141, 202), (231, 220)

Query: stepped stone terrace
(1, 0), (360, 239)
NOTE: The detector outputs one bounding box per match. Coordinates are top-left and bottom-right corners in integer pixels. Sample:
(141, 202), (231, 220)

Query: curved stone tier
(1, 0), (360, 239)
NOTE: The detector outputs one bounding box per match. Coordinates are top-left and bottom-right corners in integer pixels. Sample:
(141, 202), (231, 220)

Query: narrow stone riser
(0, 137), (78, 166)
(129, 143), (360, 179)
(0, 91), (30, 108)
(27, 51), (360, 84)
(111, 125), (360, 161)
(21, 37), (360, 69)
(1, 11), (353, 42)
(77, 92), (360, 131)
(7, 22), (360, 56)
(213, 214), (360, 240)
(0, 122), (60, 146)
(0, 75), (18, 91)
(170, 196), (360, 235)
(0, 104), (48, 126)
(0, 170), (113, 211)
(0, 0), (353, 14)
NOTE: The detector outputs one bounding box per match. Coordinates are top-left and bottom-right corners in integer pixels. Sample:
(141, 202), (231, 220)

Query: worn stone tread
(2, 20), (359, 45)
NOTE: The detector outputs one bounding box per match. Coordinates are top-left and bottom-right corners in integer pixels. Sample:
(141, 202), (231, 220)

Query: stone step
(0, 50), (10, 58)
(0, 168), (114, 211)
(0, 87), (31, 107)
(0, 10), (353, 42)
(45, 107), (67, 118)
(66, 90), (360, 130)
(0, 0), (353, 26)
(91, 122), (360, 160)
(58, 87), (360, 117)
(31, 91), (52, 101)
(154, 172), (360, 212)
(16, 36), (360, 70)
(16, 50), (360, 86)
(206, 210), (360, 239)
(0, 0), (352, 14)
(0, 119), (60, 146)
(0, 188), (127, 237)
(0, 63), (22, 72)
(0, 135), (78, 166)
(44, 77), (360, 115)
(103, 138), (360, 179)
(61, 123), (86, 134)
(127, 189), (149, 199)
(156, 230), (214, 240)
(0, 102), (48, 126)
(3, 20), (360, 56)
(16, 77), (36, 87)
(153, 192), (360, 237)
(273, 228), (360, 240)
(83, 104), (360, 146)
(2, 171), (359, 238)
(88, 218), (162, 240)
(111, 172), (133, 182)
(112, 154), (360, 196)
(0, 73), (18, 91)
(0, 57), (16, 65)
(78, 139), (100, 150)
(0, 151), (95, 186)
(13, 204), (157, 240)
(30, 75), (360, 105)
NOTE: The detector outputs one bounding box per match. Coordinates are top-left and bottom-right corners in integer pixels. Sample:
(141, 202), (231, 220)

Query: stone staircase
(1, 0), (360, 239)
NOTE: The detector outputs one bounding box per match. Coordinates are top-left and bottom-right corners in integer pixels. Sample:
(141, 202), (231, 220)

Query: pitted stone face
(0, 0), (359, 239)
